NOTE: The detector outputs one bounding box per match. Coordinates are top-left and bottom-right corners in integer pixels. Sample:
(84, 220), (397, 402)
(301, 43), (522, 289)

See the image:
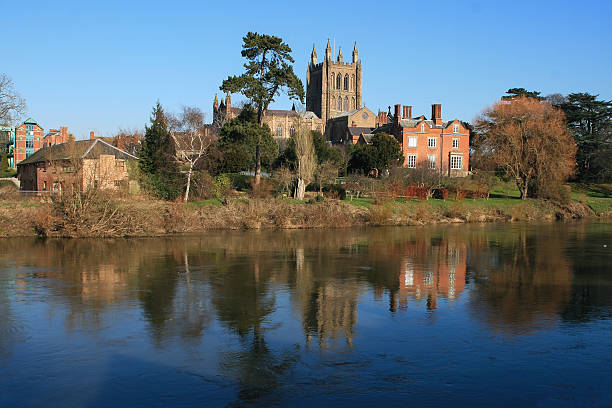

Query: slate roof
(360, 134), (373, 144)
(347, 126), (374, 136)
(18, 139), (138, 166)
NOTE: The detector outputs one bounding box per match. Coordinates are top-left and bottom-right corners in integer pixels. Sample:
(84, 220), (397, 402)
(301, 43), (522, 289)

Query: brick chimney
(60, 126), (68, 143)
(378, 111), (388, 126)
(432, 104), (442, 125)
(394, 104), (401, 126)
(402, 106), (412, 120)
(90, 131), (95, 140)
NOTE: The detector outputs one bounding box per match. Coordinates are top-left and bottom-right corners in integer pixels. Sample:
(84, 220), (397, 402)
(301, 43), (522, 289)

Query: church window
(344, 97), (348, 111)
(290, 125), (295, 136)
(344, 74), (349, 90)
(276, 124), (283, 137)
(331, 73), (334, 88)
(351, 74), (355, 90)
(336, 74), (341, 90)
(337, 98), (342, 110)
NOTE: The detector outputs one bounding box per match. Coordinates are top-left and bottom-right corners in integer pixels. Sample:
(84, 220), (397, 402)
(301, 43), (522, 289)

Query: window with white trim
(428, 137), (437, 148)
(450, 155), (462, 170)
(427, 154), (436, 169)
(420, 124), (425, 133)
(407, 137), (417, 148)
(452, 138), (459, 148)
(406, 154), (417, 168)
(453, 124), (459, 134)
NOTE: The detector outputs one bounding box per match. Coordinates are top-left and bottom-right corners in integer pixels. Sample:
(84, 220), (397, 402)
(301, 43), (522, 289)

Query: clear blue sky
(3, 0), (612, 139)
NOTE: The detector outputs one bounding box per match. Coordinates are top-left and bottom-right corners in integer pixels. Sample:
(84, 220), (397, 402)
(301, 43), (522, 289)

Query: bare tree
(292, 116), (316, 200)
(0, 74), (26, 124)
(474, 97), (576, 199)
(316, 161), (338, 196)
(169, 106), (214, 202)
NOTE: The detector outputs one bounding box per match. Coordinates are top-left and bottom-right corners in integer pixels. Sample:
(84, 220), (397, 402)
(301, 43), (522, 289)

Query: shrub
(367, 205), (392, 225)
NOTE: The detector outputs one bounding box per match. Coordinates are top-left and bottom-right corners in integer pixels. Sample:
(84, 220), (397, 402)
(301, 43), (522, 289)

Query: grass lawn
(342, 197), (374, 207)
(187, 199), (223, 207)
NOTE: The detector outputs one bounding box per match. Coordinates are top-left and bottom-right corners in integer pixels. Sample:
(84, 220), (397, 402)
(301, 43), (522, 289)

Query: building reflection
(388, 237), (467, 312)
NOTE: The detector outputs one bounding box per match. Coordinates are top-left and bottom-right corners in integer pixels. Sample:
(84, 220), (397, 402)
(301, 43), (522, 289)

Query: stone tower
(306, 40), (362, 124)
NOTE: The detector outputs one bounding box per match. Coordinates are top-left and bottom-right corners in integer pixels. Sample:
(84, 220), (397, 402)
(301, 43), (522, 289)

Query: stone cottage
(17, 139), (138, 192)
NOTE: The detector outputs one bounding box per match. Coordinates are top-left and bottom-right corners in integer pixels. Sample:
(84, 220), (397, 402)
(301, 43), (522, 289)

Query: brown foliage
(474, 97), (576, 199)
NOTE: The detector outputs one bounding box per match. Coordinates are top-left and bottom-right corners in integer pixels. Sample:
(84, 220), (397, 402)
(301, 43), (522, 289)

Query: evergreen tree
(139, 102), (181, 200)
(221, 32), (304, 185)
(502, 88), (544, 100)
(348, 133), (404, 177)
(559, 93), (612, 182)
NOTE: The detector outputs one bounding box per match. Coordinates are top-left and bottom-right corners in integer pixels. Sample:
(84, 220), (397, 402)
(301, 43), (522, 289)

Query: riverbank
(1, 181), (610, 238)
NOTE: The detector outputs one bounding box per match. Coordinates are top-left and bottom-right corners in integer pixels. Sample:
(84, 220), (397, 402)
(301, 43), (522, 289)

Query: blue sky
(3, 0), (611, 139)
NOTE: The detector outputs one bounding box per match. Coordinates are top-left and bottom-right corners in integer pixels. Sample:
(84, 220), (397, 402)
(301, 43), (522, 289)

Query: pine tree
(139, 102), (181, 200)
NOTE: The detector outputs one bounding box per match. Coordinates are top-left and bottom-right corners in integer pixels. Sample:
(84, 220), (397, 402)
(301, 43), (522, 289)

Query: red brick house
(43, 126), (73, 148)
(13, 118), (45, 166)
(375, 104), (470, 176)
(17, 139), (138, 192)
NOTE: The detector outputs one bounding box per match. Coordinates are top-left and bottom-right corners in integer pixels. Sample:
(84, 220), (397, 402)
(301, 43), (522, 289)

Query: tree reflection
(467, 225), (574, 335)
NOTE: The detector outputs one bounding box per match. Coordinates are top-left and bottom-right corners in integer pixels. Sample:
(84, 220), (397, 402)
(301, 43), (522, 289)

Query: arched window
(344, 74), (349, 90)
(351, 74), (355, 90)
(337, 98), (342, 110)
(351, 97), (355, 109)
(289, 125), (295, 136)
(276, 124), (283, 137)
(331, 73), (335, 88)
(343, 97), (348, 111)
(336, 74), (341, 90)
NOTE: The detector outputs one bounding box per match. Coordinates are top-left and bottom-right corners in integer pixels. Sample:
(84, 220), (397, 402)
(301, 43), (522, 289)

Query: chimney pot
(432, 104), (442, 125)
(90, 131), (95, 140)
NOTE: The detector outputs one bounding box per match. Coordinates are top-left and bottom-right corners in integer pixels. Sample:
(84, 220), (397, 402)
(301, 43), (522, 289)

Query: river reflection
(0, 222), (611, 407)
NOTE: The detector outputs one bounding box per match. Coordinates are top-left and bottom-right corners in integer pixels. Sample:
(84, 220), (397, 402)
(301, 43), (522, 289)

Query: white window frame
(452, 138), (459, 149)
(453, 124), (459, 134)
(420, 123), (425, 133)
(406, 154), (417, 168)
(450, 155), (462, 170)
(427, 137), (437, 148)
(427, 154), (436, 169)
(407, 136), (417, 148)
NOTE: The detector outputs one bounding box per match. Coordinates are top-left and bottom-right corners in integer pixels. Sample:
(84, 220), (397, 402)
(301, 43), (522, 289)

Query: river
(0, 222), (611, 407)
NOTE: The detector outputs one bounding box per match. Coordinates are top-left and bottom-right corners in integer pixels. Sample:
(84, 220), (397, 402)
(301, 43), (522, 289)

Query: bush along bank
(0, 188), (609, 238)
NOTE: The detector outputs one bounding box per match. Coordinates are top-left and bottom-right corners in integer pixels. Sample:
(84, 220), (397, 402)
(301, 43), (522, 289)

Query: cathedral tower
(306, 40), (362, 124)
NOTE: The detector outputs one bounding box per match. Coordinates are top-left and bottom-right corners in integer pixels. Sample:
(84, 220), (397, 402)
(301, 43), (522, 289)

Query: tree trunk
(184, 165), (193, 202)
(296, 178), (306, 200)
(254, 142), (261, 186)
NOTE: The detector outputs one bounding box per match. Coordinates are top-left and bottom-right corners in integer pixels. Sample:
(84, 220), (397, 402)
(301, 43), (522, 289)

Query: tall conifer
(139, 102), (181, 200)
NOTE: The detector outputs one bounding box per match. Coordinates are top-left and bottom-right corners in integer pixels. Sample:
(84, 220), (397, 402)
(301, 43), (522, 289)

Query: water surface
(0, 222), (611, 407)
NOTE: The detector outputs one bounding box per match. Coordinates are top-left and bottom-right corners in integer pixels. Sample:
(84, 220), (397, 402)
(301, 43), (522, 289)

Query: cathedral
(212, 40), (376, 143)
(306, 40), (363, 124)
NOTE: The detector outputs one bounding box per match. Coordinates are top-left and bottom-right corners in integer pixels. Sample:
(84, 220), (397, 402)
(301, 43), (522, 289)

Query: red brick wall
(14, 123), (45, 165)
(399, 120), (470, 176)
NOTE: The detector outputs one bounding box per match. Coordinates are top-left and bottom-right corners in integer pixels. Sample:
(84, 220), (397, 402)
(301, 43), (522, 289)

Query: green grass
(342, 197), (374, 207)
(187, 199), (223, 207)
(278, 197), (308, 205)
